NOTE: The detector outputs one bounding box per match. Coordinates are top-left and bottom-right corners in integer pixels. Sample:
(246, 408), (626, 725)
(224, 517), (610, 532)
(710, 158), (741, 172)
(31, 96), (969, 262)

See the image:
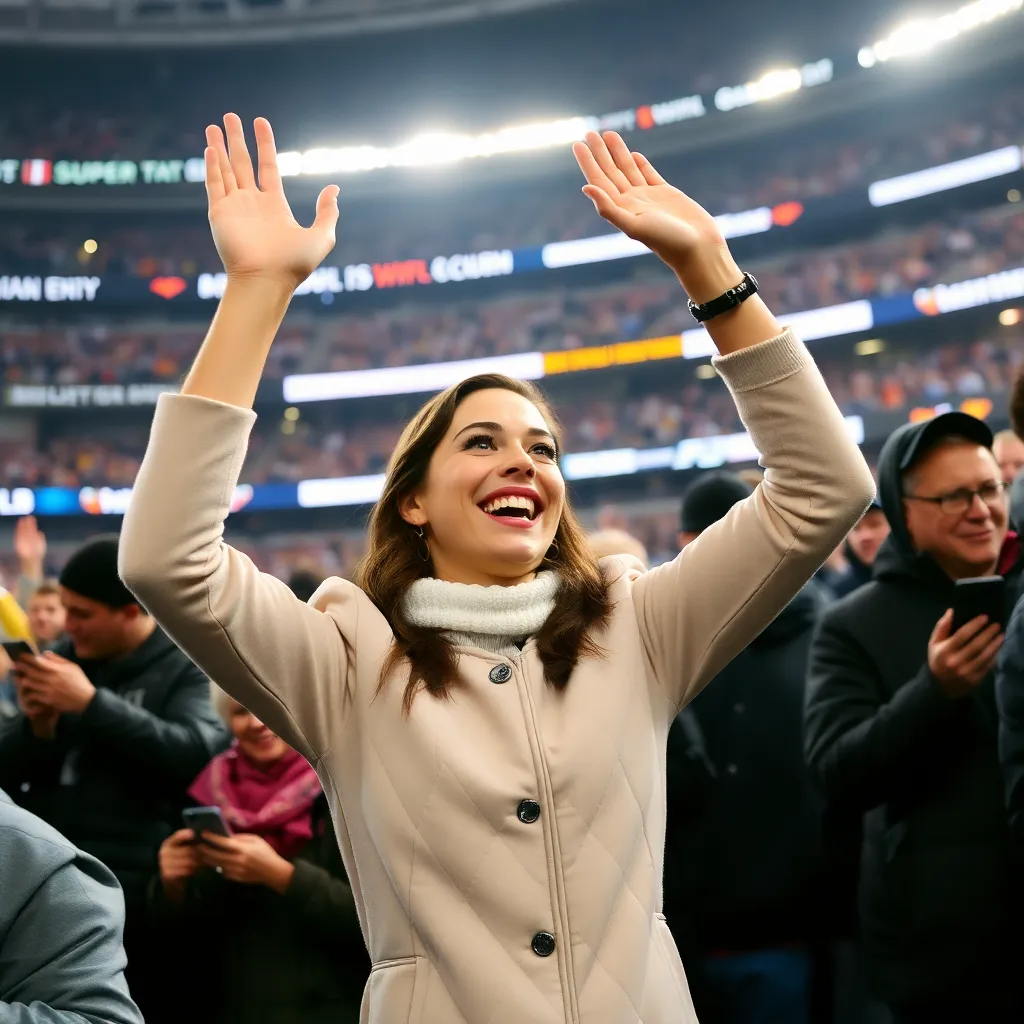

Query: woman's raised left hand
(198, 832), (296, 894)
(205, 113), (339, 290)
(573, 131), (731, 294)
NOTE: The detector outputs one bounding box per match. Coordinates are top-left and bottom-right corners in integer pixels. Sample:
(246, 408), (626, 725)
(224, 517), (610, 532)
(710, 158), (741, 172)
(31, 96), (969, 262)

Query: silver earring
(414, 525), (431, 562)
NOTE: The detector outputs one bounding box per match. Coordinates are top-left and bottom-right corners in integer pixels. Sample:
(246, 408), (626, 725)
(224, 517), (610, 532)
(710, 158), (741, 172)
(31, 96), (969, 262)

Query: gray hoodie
(0, 788), (143, 1024)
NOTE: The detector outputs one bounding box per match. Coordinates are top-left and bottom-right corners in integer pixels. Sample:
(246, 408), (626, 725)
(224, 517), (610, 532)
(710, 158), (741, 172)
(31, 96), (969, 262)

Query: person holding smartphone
(804, 412), (1023, 1023)
(152, 686), (367, 1023)
(118, 114), (873, 1024)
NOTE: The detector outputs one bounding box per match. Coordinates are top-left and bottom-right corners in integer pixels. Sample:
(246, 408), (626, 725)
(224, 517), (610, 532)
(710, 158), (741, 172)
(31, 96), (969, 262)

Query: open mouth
(477, 489), (544, 527)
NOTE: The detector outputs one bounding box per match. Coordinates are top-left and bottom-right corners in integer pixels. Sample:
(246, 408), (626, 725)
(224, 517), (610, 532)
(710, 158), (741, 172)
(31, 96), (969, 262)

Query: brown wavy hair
(354, 373), (611, 713)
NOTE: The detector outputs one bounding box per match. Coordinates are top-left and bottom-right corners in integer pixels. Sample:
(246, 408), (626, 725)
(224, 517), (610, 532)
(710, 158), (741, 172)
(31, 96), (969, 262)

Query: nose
(965, 492), (991, 518)
(499, 446), (536, 479)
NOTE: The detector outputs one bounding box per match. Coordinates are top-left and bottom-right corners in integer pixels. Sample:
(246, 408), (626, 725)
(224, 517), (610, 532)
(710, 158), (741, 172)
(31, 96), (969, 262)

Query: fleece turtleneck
(402, 571), (560, 658)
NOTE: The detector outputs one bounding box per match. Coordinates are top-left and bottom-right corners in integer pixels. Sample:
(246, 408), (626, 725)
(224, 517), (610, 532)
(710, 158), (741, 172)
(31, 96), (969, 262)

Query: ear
(398, 491), (427, 528)
(120, 602), (142, 622)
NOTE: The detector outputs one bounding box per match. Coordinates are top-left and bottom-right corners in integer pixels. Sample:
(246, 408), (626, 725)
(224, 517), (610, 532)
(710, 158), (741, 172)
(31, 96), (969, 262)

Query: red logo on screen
(230, 485), (254, 513)
(149, 276), (187, 300)
(371, 260), (431, 289)
(771, 202), (804, 227)
(635, 106), (655, 130)
(21, 159), (52, 186)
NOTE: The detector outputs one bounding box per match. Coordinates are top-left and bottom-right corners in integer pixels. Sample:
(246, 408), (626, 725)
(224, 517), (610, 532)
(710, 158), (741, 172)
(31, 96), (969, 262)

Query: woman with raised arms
(120, 113), (874, 1024)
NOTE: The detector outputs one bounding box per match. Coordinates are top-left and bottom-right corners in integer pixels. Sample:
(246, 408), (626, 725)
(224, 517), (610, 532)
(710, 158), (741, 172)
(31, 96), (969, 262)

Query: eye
(531, 442), (558, 462)
(461, 433), (496, 452)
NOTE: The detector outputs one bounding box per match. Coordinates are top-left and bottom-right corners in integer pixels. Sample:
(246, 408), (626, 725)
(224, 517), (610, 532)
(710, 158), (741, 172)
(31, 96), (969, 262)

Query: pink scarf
(188, 743), (322, 860)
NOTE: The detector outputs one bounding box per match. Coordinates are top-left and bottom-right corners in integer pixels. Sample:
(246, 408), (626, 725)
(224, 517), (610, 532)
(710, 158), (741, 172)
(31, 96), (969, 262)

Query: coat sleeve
(804, 603), (971, 812)
(632, 330), (875, 711)
(0, 848), (143, 1024)
(996, 597), (1024, 840)
(118, 394), (356, 765)
(76, 661), (228, 789)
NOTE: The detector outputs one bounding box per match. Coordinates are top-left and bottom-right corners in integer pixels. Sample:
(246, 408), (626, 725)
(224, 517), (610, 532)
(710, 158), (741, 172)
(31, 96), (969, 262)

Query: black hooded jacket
(0, 627), (228, 908)
(804, 425), (1024, 1011)
(665, 581), (828, 952)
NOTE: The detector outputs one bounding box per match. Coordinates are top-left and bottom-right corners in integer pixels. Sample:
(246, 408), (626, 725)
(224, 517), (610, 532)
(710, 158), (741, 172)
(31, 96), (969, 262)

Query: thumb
(313, 185), (340, 243)
(931, 608), (953, 646)
(582, 185), (634, 236)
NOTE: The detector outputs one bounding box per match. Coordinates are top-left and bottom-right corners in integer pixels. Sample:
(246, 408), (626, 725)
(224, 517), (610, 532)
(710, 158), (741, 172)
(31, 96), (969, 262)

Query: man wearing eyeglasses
(804, 411), (1023, 1024)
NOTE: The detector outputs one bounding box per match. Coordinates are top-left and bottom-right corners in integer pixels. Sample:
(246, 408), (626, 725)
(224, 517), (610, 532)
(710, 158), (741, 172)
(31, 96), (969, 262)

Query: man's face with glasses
(903, 440), (1008, 581)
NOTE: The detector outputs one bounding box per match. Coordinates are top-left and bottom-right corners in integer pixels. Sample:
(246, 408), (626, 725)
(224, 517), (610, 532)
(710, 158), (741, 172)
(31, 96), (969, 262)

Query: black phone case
(951, 576), (1006, 633)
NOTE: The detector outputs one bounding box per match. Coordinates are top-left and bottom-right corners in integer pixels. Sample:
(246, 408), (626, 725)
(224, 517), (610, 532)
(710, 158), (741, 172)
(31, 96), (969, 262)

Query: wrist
(224, 274), (296, 307)
(672, 242), (741, 305)
(265, 857), (295, 895)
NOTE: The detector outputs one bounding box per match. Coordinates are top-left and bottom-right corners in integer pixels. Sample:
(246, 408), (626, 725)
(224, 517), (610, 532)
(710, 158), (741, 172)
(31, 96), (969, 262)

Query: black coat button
(489, 664), (512, 684)
(517, 799), (541, 824)
(531, 931), (556, 957)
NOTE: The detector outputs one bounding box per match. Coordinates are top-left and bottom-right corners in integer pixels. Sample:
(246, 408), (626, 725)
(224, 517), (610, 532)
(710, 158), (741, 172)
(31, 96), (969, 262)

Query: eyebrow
(453, 421), (556, 443)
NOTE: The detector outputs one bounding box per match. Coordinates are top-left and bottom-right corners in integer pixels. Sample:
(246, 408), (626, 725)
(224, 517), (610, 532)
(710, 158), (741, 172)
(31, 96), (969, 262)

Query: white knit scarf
(402, 571), (560, 658)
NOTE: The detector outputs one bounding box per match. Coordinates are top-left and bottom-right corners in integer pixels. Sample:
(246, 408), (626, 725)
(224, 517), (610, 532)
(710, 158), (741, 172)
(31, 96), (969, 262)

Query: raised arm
(119, 115), (351, 764)
(574, 132), (874, 708)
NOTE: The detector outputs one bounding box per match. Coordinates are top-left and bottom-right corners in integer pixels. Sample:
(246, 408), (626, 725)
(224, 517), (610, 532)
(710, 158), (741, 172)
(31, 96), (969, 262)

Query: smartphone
(182, 806), (232, 842)
(2, 639), (38, 662)
(951, 576), (1007, 634)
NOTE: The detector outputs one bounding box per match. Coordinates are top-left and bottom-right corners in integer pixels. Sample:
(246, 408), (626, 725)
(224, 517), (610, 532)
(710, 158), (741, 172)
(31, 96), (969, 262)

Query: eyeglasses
(905, 481), (1008, 515)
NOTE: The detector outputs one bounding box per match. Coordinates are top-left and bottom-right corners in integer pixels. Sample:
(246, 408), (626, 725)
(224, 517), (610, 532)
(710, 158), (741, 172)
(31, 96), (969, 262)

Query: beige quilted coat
(120, 329), (874, 1023)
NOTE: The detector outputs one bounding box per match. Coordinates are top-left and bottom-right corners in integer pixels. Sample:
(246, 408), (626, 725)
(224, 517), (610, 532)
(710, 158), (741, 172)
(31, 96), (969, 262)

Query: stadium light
(858, 0), (1022, 67)
(277, 116), (594, 177)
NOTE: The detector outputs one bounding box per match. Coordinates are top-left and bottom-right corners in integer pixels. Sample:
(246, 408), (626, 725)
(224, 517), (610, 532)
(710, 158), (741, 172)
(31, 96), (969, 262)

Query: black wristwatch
(687, 272), (759, 323)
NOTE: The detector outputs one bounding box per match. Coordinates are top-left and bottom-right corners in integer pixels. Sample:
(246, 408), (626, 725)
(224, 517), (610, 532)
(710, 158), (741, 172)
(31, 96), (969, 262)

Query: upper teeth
(482, 495), (536, 517)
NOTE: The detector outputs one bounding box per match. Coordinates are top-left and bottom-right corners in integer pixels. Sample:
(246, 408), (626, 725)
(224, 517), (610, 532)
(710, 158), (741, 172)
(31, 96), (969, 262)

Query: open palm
(205, 114), (339, 287)
(573, 131), (724, 274)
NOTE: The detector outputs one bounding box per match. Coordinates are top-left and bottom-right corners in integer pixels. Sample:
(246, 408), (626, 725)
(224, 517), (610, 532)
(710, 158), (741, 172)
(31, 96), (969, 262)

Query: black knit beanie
(680, 471), (753, 535)
(59, 535), (137, 608)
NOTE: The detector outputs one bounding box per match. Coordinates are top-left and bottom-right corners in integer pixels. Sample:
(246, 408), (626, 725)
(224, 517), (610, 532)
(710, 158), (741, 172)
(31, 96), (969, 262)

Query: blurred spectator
(0, 786), (144, 1024)
(804, 413), (1023, 1022)
(831, 499), (890, 599)
(287, 568), (325, 603)
(151, 686), (367, 1023)
(26, 580), (66, 651)
(992, 428), (1024, 485)
(668, 470), (829, 1024)
(0, 535), (228, 1024)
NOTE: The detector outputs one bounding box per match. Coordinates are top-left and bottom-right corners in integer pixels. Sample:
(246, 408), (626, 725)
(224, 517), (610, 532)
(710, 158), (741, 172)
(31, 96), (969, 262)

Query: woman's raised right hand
(205, 113), (339, 289)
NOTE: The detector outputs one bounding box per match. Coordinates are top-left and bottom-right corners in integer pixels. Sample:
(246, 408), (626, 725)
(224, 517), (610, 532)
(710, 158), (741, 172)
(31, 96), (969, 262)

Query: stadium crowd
(1, 200), (1022, 394)
(3, 319), (1019, 490)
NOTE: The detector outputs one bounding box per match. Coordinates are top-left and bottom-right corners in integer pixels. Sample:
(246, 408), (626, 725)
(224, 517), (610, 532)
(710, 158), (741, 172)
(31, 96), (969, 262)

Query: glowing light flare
(860, 0), (1022, 65)
(276, 117), (594, 177)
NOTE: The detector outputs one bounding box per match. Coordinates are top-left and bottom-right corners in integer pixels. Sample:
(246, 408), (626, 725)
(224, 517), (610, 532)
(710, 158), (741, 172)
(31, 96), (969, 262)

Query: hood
(753, 579), (829, 647)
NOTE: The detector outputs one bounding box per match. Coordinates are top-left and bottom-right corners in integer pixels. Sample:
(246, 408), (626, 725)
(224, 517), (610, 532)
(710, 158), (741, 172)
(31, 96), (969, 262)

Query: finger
(931, 609), (953, 646)
(584, 130), (632, 192)
(206, 124), (236, 194)
(204, 147), (224, 204)
(960, 621), (1002, 660)
(312, 185), (340, 247)
(633, 151), (668, 186)
(603, 131), (646, 187)
(223, 113), (256, 190)
(950, 614), (991, 647)
(582, 185), (633, 235)
(253, 117), (282, 194)
(171, 828), (196, 845)
(964, 631), (1005, 674)
(572, 139), (620, 196)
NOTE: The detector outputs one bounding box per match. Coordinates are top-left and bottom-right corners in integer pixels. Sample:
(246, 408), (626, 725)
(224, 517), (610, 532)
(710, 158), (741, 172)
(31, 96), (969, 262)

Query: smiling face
(226, 698), (290, 767)
(400, 388), (565, 586)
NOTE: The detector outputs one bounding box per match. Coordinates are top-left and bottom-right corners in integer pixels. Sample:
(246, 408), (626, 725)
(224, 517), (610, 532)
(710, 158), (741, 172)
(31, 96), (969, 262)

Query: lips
(477, 486), (544, 526)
